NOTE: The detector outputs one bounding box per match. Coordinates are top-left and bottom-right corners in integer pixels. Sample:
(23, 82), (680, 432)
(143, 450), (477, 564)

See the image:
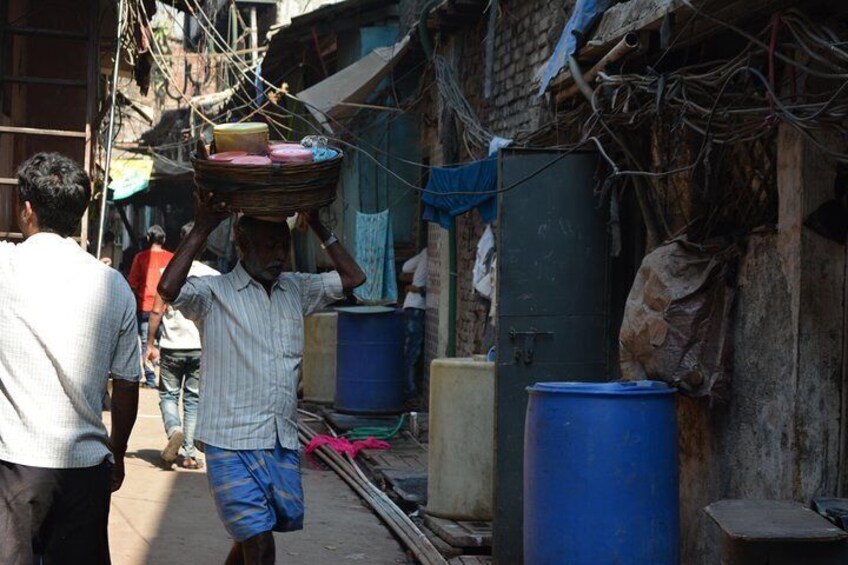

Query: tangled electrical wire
(531, 8), (848, 242)
(588, 9), (848, 162)
(434, 54), (499, 151)
(124, 0), (848, 240)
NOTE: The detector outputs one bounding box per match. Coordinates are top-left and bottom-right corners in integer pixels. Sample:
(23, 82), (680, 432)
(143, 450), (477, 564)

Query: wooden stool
(705, 499), (848, 565)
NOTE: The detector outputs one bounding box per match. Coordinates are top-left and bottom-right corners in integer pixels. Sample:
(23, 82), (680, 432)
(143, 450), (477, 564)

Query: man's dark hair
(104, 230), (115, 244)
(146, 224), (166, 245)
(180, 221), (194, 241)
(16, 152), (91, 237)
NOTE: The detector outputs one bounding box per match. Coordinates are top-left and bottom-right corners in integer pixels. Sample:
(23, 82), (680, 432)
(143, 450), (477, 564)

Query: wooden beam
(1, 75), (87, 88)
(548, 0), (800, 98)
(0, 125), (87, 138)
(2, 26), (88, 40)
(581, 0), (797, 61)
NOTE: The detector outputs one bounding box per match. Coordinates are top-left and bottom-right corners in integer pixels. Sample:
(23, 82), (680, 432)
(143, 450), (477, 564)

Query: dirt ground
(106, 387), (410, 565)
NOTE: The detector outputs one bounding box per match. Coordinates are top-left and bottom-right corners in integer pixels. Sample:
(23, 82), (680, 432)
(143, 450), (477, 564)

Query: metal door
(494, 149), (609, 563)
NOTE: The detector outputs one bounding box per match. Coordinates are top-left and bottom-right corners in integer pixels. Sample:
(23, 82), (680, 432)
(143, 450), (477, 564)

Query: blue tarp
(538, 0), (618, 96)
(423, 158), (498, 229)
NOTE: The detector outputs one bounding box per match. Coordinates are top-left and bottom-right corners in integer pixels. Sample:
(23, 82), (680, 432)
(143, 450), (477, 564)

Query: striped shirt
(172, 262), (343, 451)
(0, 233), (140, 468)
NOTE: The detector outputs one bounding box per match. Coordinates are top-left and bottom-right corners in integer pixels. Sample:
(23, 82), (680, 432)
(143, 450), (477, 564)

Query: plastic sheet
(619, 239), (738, 397)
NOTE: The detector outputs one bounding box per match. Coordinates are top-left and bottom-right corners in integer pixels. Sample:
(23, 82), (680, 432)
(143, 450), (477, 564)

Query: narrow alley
(5, 0), (848, 564)
(106, 389), (409, 565)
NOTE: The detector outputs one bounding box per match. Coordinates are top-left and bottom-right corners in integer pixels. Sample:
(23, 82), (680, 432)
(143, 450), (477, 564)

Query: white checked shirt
(159, 261), (220, 350)
(0, 233), (140, 468)
(172, 262), (343, 451)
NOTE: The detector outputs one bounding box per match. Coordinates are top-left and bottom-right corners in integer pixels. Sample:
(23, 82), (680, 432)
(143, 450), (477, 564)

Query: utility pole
(249, 6), (259, 68)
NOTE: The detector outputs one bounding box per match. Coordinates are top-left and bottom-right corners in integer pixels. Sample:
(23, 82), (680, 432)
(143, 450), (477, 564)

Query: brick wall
(419, 0), (569, 358)
(459, 1), (568, 141)
(455, 209), (491, 356)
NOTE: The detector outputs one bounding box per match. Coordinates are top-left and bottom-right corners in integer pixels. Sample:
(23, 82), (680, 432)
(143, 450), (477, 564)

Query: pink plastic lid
(208, 151), (248, 162)
(270, 147), (313, 164)
(231, 155), (272, 165)
(268, 142), (302, 152)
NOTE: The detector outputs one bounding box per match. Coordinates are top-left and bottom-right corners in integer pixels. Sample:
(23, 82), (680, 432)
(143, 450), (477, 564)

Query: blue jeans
(403, 308), (425, 398)
(138, 311), (160, 387)
(158, 349), (201, 459)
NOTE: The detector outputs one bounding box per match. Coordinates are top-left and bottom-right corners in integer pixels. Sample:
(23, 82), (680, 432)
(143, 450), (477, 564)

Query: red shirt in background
(128, 248), (174, 312)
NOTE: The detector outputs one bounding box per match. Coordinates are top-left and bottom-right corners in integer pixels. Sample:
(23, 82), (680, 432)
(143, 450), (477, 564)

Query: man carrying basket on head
(158, 195), (365, 565)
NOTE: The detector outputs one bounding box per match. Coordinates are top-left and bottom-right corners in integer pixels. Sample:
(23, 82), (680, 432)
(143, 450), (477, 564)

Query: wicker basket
(192, 148), (343, 217)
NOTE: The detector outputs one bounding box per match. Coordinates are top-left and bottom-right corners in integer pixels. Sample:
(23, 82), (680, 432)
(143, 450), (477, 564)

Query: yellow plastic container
(213, 122), (269, 154)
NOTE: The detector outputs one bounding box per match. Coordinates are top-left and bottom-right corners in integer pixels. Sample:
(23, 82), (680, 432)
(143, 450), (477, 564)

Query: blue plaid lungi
(205, 440), (304, 542)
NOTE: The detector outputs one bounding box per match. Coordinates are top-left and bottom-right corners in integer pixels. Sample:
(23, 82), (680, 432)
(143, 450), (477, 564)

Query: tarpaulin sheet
(295, 36), (410, 133)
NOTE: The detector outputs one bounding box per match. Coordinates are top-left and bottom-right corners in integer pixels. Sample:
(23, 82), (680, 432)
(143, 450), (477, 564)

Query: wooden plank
(81, 0), (99, 251)
(1, 75), (87, 88)
(421, 524), (463, 559)
(2, 26), (88, 40)
(0, 125), (86, 138)
(705, 500), (848, 542)
(548, 0), (797, 96)
(582, 0), (797, 60)
(424, 514), (492, 549)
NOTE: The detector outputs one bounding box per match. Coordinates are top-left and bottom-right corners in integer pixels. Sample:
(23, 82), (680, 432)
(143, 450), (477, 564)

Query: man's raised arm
(159, 195), (228, 303)
(303, 211), (366, 291)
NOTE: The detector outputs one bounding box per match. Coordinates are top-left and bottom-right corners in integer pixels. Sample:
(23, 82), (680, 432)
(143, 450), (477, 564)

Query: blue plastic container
(335, 306), (405, 414)
(524, 381), (679, 565)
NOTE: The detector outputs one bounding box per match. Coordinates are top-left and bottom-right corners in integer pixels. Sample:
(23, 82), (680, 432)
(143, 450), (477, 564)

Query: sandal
(181, 457), (202, 470)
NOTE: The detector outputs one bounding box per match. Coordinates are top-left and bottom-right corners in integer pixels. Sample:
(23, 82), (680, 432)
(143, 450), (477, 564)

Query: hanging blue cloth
(354, 210), (398, 303)
(423, 158), (498, 229)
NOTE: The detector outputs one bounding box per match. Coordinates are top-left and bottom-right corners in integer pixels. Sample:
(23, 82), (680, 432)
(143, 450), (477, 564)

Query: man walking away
(159, 201), (365, 565)
(147, 221), (219, 469)
(128, 224), (174, 387)
(0, 153), (140, 565)
(401, 248), (428, 404)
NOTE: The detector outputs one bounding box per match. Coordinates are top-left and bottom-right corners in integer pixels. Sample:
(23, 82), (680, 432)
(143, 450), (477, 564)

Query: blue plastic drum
(335, 306), (405, 414)
(524, 380), (679, 564)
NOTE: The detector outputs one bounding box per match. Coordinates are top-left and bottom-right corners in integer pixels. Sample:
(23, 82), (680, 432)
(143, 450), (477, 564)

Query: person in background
(146, 222), (219, 470)
(401, 248), (428, 404)
(128, 224), (174, 388)
(98, 230), (122, 268)
(158, 200), (365, 565)
(0, 153), (139, 564)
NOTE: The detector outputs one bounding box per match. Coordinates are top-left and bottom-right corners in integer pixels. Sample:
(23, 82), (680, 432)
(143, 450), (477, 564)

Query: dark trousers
(0, 459), (111, 565)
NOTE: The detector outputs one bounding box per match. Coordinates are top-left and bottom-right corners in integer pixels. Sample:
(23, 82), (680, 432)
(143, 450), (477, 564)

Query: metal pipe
(96, 0), (124, 260)
(557, 32), (641, 102)
(298, 421), (448, 565)
(566, 53), (663, 249)
(249, 6), (259, 68)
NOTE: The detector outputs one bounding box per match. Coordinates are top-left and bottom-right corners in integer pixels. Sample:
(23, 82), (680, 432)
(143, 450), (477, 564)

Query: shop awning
(109, 157), (154, 201)
(293, 35), (410, 133)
